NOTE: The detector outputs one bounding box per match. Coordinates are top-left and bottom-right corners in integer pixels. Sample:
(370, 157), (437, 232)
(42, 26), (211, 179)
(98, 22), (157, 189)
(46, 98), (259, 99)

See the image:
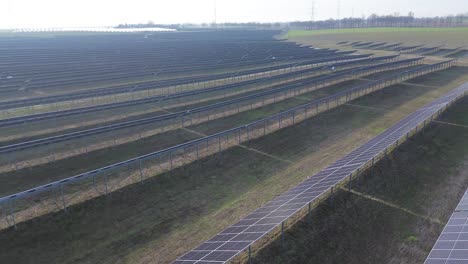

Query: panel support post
(248, 245), (252, 264)
(92, 174), (97, 190)
(60, 184), (67, 212)
(281, 221), (285, 247)
(170, 152), (173, 170)
(139, 161), (144, 183)
(348, 174), (352, 191)
(104, 174), (109, 195)
(9, 200), (17, 230)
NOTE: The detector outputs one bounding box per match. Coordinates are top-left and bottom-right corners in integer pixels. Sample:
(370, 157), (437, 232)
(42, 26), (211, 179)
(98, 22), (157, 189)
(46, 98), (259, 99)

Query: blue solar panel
(174, 82), (468, 263)
(425, 189), (468, 264)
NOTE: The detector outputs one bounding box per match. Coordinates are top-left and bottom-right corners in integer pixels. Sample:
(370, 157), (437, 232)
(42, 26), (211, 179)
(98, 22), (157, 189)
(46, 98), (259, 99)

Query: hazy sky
(0, 0), (466, 28)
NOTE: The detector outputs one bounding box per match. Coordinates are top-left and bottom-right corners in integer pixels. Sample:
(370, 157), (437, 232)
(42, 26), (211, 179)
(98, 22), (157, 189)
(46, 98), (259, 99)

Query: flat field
(0, 64), (466, 264)
(287, 27), (468, 48)
(254, 96), (468, 264)
(0, 29), (467, 264)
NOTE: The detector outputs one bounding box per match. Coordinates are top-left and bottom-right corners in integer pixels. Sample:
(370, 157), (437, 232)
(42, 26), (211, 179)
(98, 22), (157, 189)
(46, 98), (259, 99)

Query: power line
(311, 1), (315, 22)
(337, 0), (341, 28)
(214, 0), (217, 26)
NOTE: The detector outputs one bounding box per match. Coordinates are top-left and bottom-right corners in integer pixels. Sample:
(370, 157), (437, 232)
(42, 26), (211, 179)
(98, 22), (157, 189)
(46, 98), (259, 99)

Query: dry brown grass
(0, 62), (414, 172)
(0, 65), (466, 264)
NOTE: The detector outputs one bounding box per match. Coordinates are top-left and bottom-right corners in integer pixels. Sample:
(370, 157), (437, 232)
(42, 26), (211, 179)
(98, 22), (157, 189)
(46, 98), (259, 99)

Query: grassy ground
(253, 96), (468, 264)
(0, 55), (313, 106)
(286, 28), (468, 68)
(2, 65), (460, 196)
(0, 64), (430, 170)
(0, 62), (324, 142)
(0, 66), (466, 264)
(360, 65), (423, 81)
(0, 65), (331, 145)
(0, 78), (371, 196)
(287, 28), (468, 48)
(288, 27), (468, 36)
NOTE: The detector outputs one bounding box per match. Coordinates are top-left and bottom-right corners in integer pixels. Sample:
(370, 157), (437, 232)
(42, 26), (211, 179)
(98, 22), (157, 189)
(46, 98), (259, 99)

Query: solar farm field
(0, 29), (467, 264)
(252, 89), (468, 264)
(287, 27), (468, 49)
(288, 28), (468, 68)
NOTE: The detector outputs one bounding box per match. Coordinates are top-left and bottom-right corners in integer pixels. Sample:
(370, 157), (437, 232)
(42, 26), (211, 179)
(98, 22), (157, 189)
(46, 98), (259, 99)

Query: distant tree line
(116, 21), (180, 30)
(116, 13), (468, 31)
(290, 13), (468, 30)
(116, 21), (281, 30)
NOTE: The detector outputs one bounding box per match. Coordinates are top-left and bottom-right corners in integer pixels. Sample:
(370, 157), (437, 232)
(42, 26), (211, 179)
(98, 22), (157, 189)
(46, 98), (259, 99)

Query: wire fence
(0, 57), (416, 173)
(177, 80), (468, 264)
(0, 59), (456, 231)
(0, 55), (369, 119)
(0, 55), (383, 129)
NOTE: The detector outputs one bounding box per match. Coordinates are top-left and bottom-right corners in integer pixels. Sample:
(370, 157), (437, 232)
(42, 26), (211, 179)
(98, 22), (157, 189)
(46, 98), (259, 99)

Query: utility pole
(214, 0), (217, 27)
(310, 1), (315, 30)
(311, 1), (315, 22)
(337, 0), (341, 28)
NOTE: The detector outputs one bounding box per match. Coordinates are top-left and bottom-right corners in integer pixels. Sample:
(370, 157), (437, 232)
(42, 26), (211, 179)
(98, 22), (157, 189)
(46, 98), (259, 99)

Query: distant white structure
(13, 27), (176, 33)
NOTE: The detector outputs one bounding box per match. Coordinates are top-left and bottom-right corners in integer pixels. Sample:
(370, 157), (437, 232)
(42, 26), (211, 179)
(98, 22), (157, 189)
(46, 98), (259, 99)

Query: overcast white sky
(0, 0), (466, 28)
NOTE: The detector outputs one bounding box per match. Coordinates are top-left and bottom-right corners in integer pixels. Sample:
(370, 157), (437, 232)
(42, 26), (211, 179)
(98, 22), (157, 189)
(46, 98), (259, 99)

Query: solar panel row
(0, 57), (421, 154)
(425, 189), (468, 264)
(174, 82), (468, 264)
(0, 59), (448, 208)
(0, 53), (367, 111)
(0, 54), (377, 127)
(0, 31), (322, 94)
(0, 59), (455, 232)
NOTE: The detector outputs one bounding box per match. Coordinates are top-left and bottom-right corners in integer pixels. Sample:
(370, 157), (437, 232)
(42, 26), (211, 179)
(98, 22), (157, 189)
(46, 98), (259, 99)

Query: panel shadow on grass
(253, 99), (468, 264)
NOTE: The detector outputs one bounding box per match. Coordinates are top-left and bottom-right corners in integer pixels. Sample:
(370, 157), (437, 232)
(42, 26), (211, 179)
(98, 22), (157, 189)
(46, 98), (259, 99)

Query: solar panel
(425, 189), (468, 264)
(0, 57), (421, 154)
(174, 82), (468, 264)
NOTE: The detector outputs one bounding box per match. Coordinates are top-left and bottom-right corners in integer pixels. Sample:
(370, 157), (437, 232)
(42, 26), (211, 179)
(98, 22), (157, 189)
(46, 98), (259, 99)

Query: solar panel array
(174, 82), (468, 264)
(0, 59), (455, 233)
(0, 53), (376, 127)
(0, 57), (420, 154)
(425, 189), (468, 264)
(0, 59), (451, 207)
(0, 52), (366, 112)
(0, 31), (327, 95)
